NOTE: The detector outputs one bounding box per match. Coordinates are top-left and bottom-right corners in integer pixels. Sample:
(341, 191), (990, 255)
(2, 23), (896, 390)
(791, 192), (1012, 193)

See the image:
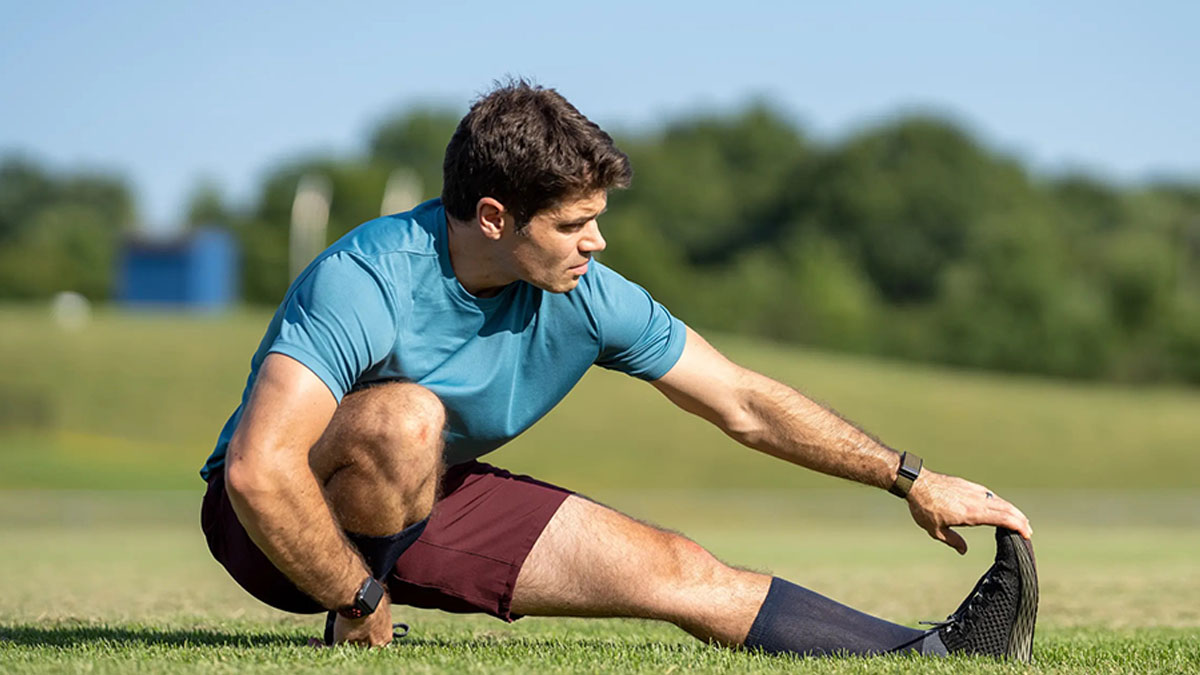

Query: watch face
(340, 578), (385, 619)
(357, 577), (385, 613)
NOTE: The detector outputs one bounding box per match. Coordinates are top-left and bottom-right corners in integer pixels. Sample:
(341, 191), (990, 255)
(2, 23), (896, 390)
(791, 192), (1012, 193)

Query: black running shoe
(925, 527), (1038, 662)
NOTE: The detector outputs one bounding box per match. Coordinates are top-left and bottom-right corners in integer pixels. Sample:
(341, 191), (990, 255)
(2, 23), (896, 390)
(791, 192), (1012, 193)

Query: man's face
(508, 190), (608, 293)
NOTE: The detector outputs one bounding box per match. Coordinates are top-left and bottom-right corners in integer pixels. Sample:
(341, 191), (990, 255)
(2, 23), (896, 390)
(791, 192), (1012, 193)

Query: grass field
(2, 306), (1199, 672)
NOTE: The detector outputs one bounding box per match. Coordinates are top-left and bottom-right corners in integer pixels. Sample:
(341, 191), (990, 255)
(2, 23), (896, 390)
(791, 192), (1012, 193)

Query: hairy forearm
(655, 328), (1033, 549)
(728, 370), (899, 490)
(224, 452), (369, 610)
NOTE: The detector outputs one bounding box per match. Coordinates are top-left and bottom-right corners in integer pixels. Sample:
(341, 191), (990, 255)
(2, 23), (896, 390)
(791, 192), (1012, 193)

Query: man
(200, 81), (1037, 660)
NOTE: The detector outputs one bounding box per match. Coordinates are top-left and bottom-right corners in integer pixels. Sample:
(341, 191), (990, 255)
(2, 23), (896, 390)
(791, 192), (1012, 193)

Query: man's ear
(476, 198), (507, 241)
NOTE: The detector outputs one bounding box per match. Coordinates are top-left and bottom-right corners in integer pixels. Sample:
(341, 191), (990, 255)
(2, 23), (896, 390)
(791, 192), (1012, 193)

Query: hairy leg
(307, 382), (444, 536)
(510, 495), (771, 646)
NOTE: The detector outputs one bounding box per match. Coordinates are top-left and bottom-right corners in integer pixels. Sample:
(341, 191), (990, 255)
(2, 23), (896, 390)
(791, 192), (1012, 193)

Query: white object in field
(290, 174), (332, 281)
(381, 168), (423, 217)
(51, 291), (91, 331)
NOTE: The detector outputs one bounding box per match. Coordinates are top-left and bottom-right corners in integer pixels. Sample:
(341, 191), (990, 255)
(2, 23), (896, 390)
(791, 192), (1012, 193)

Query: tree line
(3, 104), (1198, 384)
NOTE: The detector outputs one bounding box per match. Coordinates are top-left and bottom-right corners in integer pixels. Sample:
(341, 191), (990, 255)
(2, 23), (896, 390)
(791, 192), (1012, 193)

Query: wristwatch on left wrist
(888, 451), (923, 499)
(337, 576), (385, 620)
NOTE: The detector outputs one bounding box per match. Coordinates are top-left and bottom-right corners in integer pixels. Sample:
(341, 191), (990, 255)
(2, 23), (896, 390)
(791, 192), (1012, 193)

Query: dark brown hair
(442, 79), (632, 228)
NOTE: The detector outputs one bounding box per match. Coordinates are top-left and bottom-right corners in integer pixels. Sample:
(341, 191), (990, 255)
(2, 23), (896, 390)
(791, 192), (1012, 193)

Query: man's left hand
(906, 471), (1032, 554)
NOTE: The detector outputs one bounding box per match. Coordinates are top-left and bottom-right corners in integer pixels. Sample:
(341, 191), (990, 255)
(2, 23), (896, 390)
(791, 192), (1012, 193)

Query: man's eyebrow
(562, 207), (606, 226)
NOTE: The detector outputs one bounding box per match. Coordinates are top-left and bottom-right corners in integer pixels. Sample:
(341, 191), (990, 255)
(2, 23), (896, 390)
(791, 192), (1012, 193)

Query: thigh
(201, 460), (569, 619)
(386, 461), (572, 621)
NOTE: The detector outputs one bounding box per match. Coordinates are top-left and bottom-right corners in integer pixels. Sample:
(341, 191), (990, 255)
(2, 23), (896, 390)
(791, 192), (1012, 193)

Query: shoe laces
(921, 570), (1003, 633)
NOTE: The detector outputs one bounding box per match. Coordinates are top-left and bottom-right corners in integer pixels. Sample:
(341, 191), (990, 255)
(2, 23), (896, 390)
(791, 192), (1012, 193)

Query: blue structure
(117, 228), (239, 310)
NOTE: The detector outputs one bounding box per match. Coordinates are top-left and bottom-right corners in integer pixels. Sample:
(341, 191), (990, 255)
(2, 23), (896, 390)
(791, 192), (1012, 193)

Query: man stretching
(200, 80), (1038, 661)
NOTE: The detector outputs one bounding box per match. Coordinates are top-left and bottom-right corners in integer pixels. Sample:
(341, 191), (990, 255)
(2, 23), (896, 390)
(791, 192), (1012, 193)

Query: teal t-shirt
(200, 198), (686, 480)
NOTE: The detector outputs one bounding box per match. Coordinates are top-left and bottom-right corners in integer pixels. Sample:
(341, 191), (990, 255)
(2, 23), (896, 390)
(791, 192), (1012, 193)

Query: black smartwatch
(888, 451), (923, 498)
(337, 576), (385, 619)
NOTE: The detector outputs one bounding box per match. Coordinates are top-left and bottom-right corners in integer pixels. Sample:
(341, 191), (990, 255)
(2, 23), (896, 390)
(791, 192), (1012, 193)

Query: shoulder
(327, 198), (444, 264)
(570, 259), (661, 313)
(309, 199), (446, 291)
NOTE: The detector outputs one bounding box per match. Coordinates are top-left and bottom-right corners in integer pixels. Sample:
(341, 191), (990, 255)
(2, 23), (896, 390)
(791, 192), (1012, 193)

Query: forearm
(653, 328), (1032, 549)
(727, 371), (1034, 550)
(225, 452), (370, 610)
(728, 370), (899, 490)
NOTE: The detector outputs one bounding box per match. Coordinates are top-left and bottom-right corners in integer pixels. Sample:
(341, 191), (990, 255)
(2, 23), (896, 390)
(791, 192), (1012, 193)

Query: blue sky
(2, 1), (1197, 229)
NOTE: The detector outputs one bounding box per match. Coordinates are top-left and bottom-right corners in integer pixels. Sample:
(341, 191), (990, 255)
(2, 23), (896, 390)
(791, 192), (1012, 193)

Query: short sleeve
(268, 252), (398, 401)
(589, 262), (687, 380)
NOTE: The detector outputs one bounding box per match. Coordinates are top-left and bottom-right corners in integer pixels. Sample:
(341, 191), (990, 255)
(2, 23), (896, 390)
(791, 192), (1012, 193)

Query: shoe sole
(1003, 531), (1039, 662)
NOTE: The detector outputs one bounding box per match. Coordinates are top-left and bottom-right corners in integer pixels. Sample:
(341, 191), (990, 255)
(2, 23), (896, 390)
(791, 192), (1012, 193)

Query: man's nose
(581, 221), (606, 253)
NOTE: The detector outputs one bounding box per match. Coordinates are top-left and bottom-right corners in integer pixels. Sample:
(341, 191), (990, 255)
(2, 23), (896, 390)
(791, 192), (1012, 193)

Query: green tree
(186, 178), (231, 227)
(773, 116), (1035, 304)
(0, 156), (133, 300)
(368, 106), (461, 199)
(611, 103), (809, 262)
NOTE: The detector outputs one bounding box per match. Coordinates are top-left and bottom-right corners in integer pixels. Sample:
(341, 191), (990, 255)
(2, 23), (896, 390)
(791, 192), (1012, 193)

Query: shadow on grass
(0, 623), (302, 649)
(0, 623), (710, 657)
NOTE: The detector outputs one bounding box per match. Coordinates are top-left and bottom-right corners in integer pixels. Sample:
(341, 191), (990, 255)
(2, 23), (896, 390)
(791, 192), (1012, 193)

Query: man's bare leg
(511, 494), (936, 657)
(511, 495), (771, 646)
(306, 381), (444, 643)
(308, 382), (444, 536)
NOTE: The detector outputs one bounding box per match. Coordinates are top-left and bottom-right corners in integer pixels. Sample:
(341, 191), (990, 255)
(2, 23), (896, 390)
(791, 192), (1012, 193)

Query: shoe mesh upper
(938, 529), (1024, 657)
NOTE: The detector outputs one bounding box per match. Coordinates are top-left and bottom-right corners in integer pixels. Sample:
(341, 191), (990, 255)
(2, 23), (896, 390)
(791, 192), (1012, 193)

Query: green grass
(3, 622), (1197, 674)
(2, 305), (1199, 672)
(1, 491), (1198, 673)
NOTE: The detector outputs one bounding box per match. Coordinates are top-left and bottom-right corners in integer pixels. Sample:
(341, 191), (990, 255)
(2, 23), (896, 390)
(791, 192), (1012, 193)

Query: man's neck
(445, 214), (515, 298)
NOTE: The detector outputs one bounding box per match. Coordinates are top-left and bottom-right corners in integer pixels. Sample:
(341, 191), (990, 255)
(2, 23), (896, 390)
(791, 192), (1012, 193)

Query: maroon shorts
(200, 460), (572, 621)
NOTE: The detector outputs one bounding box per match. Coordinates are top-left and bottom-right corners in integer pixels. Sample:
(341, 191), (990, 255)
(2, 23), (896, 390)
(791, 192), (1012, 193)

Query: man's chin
(540, 277), (582, 294)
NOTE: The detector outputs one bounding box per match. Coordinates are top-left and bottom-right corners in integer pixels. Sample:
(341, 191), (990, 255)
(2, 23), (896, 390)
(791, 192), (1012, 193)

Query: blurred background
(1, 1), (1198, 634)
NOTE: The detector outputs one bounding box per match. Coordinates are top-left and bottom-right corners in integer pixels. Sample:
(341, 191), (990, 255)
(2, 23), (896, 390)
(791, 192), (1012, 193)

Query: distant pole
(290, 174), (331, 281)
(381, 168), (423, 217)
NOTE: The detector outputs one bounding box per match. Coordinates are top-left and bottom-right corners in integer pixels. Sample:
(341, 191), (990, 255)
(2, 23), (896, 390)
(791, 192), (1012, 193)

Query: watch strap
(888, 451), (923, 498)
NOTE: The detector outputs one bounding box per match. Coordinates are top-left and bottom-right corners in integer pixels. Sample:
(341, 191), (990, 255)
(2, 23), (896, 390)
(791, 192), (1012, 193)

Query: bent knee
(321, 382), (445, 474)
(346, 382), (444, 446)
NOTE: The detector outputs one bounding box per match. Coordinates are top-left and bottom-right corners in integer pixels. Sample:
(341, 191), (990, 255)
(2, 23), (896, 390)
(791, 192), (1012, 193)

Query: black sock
(744, 577), (938, 657)
(346, 517), (429, 580)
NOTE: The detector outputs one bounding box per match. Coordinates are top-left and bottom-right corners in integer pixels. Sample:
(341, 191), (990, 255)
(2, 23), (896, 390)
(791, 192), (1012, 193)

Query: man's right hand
(906, 470), (1033, 555)
(332, 593), (395, 647)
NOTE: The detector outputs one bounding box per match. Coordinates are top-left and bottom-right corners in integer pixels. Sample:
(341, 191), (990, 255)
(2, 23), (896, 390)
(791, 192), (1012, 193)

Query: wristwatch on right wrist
(337, 576), (385, 619)
(888, 451), (923, 499)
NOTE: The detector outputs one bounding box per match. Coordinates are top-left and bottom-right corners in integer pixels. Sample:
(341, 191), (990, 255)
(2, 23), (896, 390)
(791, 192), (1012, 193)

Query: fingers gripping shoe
(926, 527), (1038, 662)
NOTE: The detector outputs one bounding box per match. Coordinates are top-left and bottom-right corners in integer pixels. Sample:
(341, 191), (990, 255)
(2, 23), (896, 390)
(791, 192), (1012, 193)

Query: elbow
(721, 404), (766, 447)
(224, 445), (291, 508)
(717, 370), (770, 446)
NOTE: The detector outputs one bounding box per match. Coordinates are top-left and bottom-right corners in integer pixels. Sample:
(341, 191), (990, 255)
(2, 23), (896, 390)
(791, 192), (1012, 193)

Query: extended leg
(511, 495), (929, 655)
(511, 495), (766, 645)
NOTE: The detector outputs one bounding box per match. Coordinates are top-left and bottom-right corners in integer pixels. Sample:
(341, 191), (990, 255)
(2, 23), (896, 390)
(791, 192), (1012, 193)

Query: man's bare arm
(651, 327), (1032, 554)
(223, 353), (384, 631)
